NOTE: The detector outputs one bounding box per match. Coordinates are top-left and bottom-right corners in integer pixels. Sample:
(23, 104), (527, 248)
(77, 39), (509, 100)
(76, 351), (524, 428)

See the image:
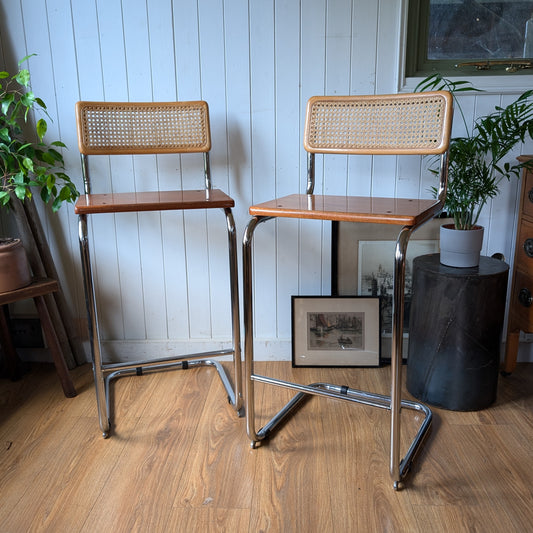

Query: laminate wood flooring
(1, 361), (532, 532)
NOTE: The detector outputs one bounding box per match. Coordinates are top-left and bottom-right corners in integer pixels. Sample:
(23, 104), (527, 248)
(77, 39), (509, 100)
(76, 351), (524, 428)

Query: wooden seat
(249, 194), (440, 225)
(0, 278), (76, 398)
(74, 189), (234, 215)
(242, 91), (453, 490)
(74, 100), (243, 437)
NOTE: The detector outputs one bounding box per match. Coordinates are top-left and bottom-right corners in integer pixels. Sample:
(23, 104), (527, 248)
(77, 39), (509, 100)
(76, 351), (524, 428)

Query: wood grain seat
(249, 193), (440, 225)
(74, 189), (234, 215)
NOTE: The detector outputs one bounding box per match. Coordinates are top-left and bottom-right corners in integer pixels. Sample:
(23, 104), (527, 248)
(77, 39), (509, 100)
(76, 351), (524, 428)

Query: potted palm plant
(0, 56), (79, 291)
(416, 74), (533, 267)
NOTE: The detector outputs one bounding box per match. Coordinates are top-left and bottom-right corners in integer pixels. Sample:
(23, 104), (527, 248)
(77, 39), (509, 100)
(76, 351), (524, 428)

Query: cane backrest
(304, 92), (452, 156)
(75, 101), (211, 155)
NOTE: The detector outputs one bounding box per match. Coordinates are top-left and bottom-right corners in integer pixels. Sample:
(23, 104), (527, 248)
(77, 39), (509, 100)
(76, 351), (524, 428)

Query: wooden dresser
(504, 155), (533, 374)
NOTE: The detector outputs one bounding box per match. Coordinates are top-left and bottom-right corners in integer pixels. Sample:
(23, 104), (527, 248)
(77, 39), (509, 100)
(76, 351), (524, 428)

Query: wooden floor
(1, 361), (532, 532)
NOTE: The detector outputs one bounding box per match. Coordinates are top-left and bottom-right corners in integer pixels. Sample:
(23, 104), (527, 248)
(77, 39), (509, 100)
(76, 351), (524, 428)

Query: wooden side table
(0, 278), (76, 397)
(503, 156), (533, 374)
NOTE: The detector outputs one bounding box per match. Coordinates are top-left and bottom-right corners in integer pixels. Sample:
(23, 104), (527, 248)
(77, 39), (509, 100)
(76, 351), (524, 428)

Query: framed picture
(331, 218), (447, 362)
(291, 296), (381, 367)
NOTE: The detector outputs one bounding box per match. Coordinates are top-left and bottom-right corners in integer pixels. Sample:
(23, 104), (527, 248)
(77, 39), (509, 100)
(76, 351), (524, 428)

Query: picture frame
(331, 218), (447, 362)
(291, 295), (381, 367)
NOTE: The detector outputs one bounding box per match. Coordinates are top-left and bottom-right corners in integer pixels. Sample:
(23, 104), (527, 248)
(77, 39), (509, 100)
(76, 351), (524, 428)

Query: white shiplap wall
(1, 0), (532, 362)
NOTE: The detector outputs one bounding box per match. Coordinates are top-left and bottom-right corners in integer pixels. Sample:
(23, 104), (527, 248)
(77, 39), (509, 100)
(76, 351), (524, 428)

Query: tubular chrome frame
(243, 93), (452, 489)
(243, 215), (433, 490)
(78, 153), (243, 438)
(243, 150), (449, 489)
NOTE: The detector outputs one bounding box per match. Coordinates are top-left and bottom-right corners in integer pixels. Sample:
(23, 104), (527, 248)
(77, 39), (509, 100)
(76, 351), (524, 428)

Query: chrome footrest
(105, 357), (242, 414)
(100, 355), (244, 435)
(251, 374), (432, 485)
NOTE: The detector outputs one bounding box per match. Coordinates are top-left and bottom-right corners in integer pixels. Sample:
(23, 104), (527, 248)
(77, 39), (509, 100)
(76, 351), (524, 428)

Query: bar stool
(74, 101), (243, 437)
(242, 91), (453, 489)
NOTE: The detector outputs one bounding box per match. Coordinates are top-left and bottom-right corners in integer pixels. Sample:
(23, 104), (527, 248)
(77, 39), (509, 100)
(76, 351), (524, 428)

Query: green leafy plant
(417, 73), (533, 230)
(0, 55), (78, 212)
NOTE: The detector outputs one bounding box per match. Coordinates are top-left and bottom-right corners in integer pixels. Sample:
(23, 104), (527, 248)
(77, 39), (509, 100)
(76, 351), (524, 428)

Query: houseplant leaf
(0, 57), (79, 210)
(417, 75), (533, 230)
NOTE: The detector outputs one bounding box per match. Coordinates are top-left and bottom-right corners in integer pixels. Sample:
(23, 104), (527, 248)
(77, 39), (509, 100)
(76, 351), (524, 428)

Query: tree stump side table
(406, 254), (508, 411)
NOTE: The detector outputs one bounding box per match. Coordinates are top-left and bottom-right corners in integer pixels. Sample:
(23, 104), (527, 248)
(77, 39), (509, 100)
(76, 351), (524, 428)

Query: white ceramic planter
(439, 224), (484, 268)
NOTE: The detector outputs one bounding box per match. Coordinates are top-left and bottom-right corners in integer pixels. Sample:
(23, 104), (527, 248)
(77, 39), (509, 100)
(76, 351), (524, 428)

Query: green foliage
(416, 73), (533, 230)
(0, 55), (79, 212)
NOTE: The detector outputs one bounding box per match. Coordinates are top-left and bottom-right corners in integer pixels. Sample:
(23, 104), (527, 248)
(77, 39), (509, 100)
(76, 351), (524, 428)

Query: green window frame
(406, 0), (533, 77)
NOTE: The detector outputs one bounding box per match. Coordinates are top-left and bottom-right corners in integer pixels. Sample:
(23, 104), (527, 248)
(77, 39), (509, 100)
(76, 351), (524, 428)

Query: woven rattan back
(75, 101), (211, 155)
(303, 91), (452, 156)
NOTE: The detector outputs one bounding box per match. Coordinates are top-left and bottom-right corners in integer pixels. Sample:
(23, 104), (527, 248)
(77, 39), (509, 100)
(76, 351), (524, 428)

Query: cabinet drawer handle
(519, 288), (533, 307)
(529, 188), (533, 203)
(524, 238), (533, 258)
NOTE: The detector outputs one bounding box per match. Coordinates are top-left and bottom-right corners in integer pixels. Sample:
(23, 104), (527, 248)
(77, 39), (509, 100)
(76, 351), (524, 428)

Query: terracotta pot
(0, 238), (32, 293)
(439, 224), (484, 268)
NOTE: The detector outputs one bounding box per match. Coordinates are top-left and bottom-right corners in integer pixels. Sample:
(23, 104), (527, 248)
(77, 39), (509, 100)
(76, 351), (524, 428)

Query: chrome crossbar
(105, 359), (240, 419)
(101, 349), (235, 373)
(251, 373), (433, 481)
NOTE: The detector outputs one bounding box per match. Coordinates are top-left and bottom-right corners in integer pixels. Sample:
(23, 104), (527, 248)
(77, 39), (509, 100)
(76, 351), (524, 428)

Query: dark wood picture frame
(292, 295), (381, 368)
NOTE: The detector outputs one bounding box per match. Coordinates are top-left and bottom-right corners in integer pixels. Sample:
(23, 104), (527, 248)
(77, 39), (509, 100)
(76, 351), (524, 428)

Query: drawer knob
(524, 238), (533, 258)
(529, 188), (533, 203)
(519, 288), (533, 307)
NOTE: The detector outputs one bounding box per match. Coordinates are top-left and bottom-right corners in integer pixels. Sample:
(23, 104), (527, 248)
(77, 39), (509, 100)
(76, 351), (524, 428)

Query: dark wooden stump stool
(407, 254), (508, 411)
(0, 278), (76, 397)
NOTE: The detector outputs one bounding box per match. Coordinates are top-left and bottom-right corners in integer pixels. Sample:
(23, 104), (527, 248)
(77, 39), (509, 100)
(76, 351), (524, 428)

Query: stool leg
(224, 208), (243, 414)
(0, 304), (22, 380)
(390, 227), (411, 488)
(79, 214), (110, 438)
(34, 295), (77, 398)
(243, 216), (262, 444)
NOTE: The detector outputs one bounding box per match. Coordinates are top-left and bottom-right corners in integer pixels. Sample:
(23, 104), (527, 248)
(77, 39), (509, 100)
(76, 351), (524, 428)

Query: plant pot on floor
(439, 223), (484, 268)
(0, 238), (31, 293)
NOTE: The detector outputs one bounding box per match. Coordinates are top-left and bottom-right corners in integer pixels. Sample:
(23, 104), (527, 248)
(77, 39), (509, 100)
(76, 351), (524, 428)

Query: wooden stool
(0, 278), (76, 397)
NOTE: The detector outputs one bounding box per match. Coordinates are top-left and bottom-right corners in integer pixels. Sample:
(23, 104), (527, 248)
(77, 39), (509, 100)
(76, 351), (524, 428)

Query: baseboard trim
(11, 339), (533, 365)
(89, 339), (292, 363)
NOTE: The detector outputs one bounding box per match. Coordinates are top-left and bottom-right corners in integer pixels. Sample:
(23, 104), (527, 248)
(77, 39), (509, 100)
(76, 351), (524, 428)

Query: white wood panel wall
(0, 0), (532, 362)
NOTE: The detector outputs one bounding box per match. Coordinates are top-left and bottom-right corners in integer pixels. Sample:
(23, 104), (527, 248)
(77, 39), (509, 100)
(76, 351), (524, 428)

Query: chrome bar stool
(243, 92), (453, 489)
(75, 101), (243, 437)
